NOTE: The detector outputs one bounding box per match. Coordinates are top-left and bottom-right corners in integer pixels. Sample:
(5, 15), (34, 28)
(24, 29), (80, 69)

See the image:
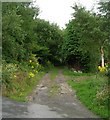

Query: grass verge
(2, 61), (46, 102)
(3, 71), (46, 102)
(10, 72), (45, 102)
(63, 68), (109, 118)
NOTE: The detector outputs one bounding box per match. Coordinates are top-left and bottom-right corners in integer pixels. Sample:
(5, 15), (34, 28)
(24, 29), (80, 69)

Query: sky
(34, 0), (99, 29)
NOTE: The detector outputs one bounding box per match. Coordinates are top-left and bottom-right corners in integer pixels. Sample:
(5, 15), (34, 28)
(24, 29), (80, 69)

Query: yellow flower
(29, 72), (35, 78)
(29, 60), (32, 63)
(98, 66), (101, 70)
(14, 75), (17, 78)
(102, 66), (107, 71)
(98, 66), (107, 72)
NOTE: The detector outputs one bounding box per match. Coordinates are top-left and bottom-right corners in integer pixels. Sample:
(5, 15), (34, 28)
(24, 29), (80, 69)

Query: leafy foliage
(2, 1), (109, 107)
(2, 2), (64, 101)
(61, 4), (109, 72)
(2, 3), (63, 65)
(34, 19), (63, 65)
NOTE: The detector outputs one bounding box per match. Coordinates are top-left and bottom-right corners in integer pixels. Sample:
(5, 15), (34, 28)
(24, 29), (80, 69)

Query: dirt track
(2, 70), (100, 118)
(28, 70), (99, 118)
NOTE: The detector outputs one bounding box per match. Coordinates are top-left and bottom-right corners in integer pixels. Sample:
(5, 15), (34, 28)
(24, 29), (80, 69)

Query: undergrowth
(2, 57), (46, 102)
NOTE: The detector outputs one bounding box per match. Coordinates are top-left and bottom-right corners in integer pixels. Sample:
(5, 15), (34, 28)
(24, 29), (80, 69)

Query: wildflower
(29, 72), (35, 78)
(14, 75), (17, 78)
(98, 66), (101, 70)
(78, 70), (82, 73)
(29, 60), (32, 63)
(74, 70), (77, 73)
(98, 66), (107, 72)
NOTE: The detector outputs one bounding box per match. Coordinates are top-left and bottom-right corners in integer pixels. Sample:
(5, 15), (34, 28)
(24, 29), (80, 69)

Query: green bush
(2, 58), (45, 102)
(2, 60), (18, 89)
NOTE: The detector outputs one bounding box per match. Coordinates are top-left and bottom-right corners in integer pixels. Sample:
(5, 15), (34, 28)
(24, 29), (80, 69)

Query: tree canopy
(2, 2), (63, 65)
(2, 1), (109, 72)
(60, 3), (109, 72)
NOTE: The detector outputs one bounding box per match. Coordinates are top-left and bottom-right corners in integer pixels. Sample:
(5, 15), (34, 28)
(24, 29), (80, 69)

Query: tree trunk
(101, 46), (104, 67)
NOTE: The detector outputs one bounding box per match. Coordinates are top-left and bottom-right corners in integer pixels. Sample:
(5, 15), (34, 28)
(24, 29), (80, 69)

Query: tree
(2, 2), (39, 62)
(61, 4), (108, 72)
(2, 3), (26, 62)
(33, 19), (64, 65)
(98, 1), (110, 67)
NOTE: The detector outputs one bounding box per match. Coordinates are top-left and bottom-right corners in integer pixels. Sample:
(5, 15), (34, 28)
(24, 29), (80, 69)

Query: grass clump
(50, 67), (59, 80)
(49, 83), (60, 96)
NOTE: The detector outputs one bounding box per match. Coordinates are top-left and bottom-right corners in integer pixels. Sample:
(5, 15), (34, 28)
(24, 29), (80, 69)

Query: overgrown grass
(9, 72), (45, 102)
(50, 67), (59, 80)
(63, 67), (93, 76)
(63, 68), (109, 118)
(2, 60), (46, 102)
(3, 70), (46, 102)
(47, 66), (59, 96)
